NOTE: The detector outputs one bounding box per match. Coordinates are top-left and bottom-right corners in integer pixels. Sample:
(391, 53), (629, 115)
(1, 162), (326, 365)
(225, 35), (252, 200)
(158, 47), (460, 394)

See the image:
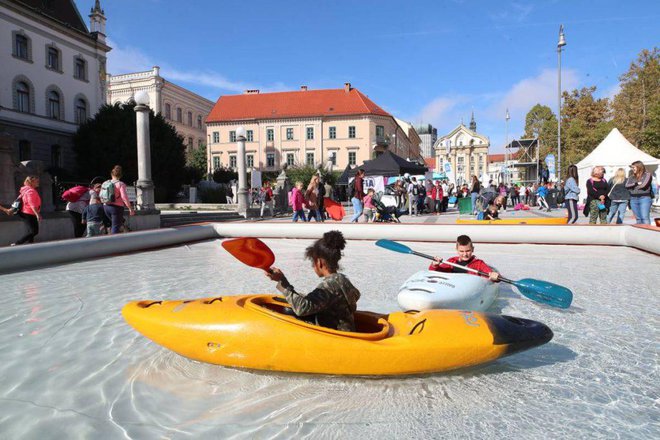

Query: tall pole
(236, 126), (249, 216)
(505, 108), (510, 184)
(557, 25), (566, 182)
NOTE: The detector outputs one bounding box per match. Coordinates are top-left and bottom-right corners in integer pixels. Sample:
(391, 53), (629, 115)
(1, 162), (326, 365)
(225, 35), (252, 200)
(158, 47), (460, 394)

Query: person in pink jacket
(102, 165), (135, 234)
(0, 176), (42, 245)
(291, 181), (306, 222)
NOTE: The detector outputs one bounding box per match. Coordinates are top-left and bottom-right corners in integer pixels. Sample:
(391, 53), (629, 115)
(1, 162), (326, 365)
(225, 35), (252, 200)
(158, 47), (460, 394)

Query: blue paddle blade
(513, 278), (573, 309)
(375, 239), (413, 255)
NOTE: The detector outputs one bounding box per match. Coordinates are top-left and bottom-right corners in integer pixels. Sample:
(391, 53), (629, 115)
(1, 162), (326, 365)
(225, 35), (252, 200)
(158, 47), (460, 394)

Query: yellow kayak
(122, 294), (553, 375)
(456, 217), (568, 225)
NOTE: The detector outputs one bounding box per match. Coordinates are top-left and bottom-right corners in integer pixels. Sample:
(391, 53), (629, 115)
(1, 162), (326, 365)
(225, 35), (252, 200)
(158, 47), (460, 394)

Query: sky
(78, 0), (660, 152)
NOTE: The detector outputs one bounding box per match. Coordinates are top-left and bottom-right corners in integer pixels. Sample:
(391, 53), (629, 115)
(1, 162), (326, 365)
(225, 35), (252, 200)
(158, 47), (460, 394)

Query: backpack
(100, 180), (116, 203)
(288, 189), (294, 207)
(62, 185), (89, 203)
(10, 195), (22, 215)
(412, 184), (419, 196)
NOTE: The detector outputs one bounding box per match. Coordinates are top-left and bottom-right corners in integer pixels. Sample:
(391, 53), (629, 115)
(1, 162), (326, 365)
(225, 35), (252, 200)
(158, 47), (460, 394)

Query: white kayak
(397, 270), (500, 312)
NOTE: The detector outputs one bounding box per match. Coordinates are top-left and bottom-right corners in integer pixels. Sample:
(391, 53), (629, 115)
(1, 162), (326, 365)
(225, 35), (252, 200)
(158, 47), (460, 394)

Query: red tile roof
(488, 151), (519, 163)
(424, 157), (436, 169)
(206, 88), (391, 122)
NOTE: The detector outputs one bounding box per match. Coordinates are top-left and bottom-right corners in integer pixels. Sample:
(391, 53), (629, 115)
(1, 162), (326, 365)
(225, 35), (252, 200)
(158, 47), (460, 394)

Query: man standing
(259, 180), (274, 218)
(408, 177), (419, 216)
(350, 169), (365, 223)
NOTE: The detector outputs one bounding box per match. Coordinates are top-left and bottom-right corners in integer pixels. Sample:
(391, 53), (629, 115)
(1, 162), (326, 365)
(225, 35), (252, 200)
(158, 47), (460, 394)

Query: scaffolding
(506, 138), (540, 184)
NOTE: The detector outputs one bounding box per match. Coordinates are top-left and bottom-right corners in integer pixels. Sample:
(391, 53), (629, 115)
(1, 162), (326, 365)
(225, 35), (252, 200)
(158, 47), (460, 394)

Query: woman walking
(1, 176), (42, 245)
(101, 165), (135, 234)
(625, 161), (653, 224)
(305, 175), (323, 222)
(607, 168), (631, 224)
(469, 175), (481, 215)
(564, 165), (581, 224)
(586, 166), (609, 224)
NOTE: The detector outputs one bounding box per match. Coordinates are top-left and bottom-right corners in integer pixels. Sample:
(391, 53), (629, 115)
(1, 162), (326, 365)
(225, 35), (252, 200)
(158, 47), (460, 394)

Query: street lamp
(557, 24), (566, 182)
(235, 126), (249, 216)
(505, 108), (510, 184)
(134, 90), (155, 210)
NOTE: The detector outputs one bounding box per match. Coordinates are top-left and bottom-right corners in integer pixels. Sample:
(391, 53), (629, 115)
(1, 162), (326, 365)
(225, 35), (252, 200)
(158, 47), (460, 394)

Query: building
(433, 113), (490, 185)
(0, 0), (111, 172)
(416, 124), (437, 159)
(205, 83), (421, 172)
(487, 152), (522, 184)
(106, 66), (214, 151)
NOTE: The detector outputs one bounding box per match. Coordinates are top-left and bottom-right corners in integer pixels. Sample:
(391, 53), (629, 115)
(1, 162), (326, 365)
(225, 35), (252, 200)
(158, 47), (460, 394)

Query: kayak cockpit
(245, 295), (392, 341)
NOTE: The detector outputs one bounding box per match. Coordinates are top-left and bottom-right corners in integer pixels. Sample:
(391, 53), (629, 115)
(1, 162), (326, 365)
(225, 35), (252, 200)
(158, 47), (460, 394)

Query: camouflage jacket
(277, 272), (361, 332)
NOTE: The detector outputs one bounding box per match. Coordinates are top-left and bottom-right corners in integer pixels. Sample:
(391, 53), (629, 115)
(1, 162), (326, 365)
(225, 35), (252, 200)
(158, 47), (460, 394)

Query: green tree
(640, 100), (660, 158)
(73, 103), (187, 201)
(612, 47), (660, 152)
(523, 104), (558, 158)
(284, 165), (336, 188)
(185, 144), (208, 183)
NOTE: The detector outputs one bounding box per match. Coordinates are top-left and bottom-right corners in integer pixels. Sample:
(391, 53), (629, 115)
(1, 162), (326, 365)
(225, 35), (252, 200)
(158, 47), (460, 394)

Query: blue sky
(79, 0), (660, 152)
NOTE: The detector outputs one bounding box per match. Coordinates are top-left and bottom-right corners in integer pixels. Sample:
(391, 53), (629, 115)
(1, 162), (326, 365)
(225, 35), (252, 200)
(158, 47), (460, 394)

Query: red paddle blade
(221, 238), (274, 271)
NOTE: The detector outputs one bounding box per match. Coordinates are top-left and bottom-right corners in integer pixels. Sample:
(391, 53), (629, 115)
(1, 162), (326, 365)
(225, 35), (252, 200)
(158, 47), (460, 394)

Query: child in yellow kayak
(266, 230), (361, 331)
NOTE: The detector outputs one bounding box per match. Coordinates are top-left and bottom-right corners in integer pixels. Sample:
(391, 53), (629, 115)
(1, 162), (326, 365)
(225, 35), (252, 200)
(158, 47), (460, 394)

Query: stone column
(0, 133), (15, 205)
(236, 129), (249, 216)
(134, 103), (155, 210)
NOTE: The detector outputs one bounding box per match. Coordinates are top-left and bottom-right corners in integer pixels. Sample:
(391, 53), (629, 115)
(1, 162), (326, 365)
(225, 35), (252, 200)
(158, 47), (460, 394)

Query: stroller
(372, 194), (401, 223)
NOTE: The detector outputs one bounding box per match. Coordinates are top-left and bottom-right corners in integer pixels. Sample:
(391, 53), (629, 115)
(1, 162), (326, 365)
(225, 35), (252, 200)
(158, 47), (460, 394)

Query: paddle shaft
(409, 250), (511, 284)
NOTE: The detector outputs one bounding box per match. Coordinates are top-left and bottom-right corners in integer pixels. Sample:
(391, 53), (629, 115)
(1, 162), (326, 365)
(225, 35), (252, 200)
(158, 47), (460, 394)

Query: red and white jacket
(428, 255), (493, 277)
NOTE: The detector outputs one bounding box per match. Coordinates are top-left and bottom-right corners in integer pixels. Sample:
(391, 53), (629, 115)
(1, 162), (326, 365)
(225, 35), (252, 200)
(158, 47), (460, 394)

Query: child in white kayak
(266, 230), (361, 332)
(430, 235), (500, 282)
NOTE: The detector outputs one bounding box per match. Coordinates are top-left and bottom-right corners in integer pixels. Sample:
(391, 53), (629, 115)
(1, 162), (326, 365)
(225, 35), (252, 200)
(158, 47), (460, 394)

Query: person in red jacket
(429, 235), (500, 281)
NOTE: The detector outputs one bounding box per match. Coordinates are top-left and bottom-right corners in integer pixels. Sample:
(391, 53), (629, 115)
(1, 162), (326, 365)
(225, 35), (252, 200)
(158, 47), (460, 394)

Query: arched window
(13, 32), (31, 60)
(74, 56), (87, 80)
(48, 90), (61, 119)
(164, 103), (171, 119)
(176, 107), (182, 122)
(46, 45), (61, 71)
(75, 97), (88, 123)
(187, 111), (192, 126)
(16, 81), (30, 113)
(197, 115), (202, 129)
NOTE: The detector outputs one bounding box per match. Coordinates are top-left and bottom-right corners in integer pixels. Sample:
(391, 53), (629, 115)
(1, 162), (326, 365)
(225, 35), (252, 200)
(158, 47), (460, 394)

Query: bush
(198, 185), (227, 203)
(285, 165), (336, 188)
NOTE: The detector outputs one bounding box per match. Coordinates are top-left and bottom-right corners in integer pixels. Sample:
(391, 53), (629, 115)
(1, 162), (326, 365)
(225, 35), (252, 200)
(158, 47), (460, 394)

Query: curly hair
(305, 230), (346, 272)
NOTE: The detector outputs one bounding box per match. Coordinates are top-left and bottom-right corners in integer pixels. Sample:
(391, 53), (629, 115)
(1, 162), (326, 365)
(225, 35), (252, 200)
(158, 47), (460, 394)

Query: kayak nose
(488, 315), (554, 355)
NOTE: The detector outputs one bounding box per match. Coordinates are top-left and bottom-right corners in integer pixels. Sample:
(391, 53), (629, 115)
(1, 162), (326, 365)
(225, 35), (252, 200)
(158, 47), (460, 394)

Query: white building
(106, 67), (214, 151)
(416, 124), (437, 159)
(0, 0), (110, 171)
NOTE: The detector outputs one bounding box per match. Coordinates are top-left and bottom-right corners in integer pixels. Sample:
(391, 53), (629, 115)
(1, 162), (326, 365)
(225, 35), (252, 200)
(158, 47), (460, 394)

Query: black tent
(359, 151), (427, 177)
(336, 164), (356, 185)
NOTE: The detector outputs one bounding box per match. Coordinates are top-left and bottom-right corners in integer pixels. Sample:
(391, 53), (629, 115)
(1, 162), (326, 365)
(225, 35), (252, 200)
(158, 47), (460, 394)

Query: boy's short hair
(456, 235), (473, 247)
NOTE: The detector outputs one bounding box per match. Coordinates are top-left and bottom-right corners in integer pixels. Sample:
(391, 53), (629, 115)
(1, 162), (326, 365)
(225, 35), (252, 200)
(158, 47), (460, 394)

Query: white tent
(576, 128), (659, 205)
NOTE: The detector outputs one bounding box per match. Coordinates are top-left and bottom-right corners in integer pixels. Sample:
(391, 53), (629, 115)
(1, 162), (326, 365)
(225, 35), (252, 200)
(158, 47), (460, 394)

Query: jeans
(103, 204), (125, 234)
(566, 199), (578, 224)
(607, 201), (627, 224)
(470, 192), (479, 214)
(86, 221), (103, 237)
(292, 209), (306, 222)
(351, 197), (363, 222)
(307, 208), (322, 222)
(15, 212), (39, 245)
(408, 194), (417, 216)
(629, 196), (652, 224)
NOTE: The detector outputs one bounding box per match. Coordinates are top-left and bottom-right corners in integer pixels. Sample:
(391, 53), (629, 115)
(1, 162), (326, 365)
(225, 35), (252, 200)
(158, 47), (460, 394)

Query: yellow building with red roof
(205, 83), (421, 172)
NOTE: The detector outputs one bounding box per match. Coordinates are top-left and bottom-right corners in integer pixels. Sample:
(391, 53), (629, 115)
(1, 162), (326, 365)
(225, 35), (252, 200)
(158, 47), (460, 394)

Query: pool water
(0, 239), (658, 439)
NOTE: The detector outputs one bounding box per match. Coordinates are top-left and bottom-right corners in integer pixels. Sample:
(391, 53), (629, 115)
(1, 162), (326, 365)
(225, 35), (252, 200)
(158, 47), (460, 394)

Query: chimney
(244, 89), (260, 94)
(300, 85), (308, 91)
(344, 82), (351, 93)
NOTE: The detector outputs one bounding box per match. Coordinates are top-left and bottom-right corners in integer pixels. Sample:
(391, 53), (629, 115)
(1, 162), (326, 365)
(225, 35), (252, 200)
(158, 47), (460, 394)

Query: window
(165, 103), (171, 119)
(229, 131), (236, 142)
(306, 152), (314, 166)
(267, 128), (274, 141)
(247, 130), (253, 142)
(187, 111), (193, 126)
(188, 137), (194, 147)
(46, 46), (59, 70)
(348, 126), (356, 138)
(348, 151), (356, 166)
(306, 127), (314, 140)
(19, 140), (31, 161)
(286, 153), (295, 166)
(229, 155), (237, 168)
(16, 81), (30, 113)
(247, 154), (254, 168)
(213, 131), (219, 143)
(329, 126), (336, 139)
(376, 125), (384, 137)
(48, 90), (61, 119)
(267, 153), (275, 167)
(14, 34), (29, 60)
(213, 156), (220, 170)
(176, 108), (182, 122)
(75, 98), (87, 123)
(197, 115), (202, 129)
(74, 57), (86, 80)
(330, 151), (337, 166)
(51, 145), (62, 168)
(286, 128), (294, 140)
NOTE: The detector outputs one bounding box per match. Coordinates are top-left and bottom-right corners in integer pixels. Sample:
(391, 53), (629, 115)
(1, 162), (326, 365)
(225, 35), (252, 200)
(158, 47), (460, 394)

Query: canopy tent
(576, 128), (659, 204)
(358, 151), (427, 177)
(336, 164), (355, 185)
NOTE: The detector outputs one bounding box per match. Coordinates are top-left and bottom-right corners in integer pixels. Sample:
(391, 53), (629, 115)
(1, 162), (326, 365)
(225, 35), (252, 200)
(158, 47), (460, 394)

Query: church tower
(89, 0), (106, 44)
(469, 111), (477, 132)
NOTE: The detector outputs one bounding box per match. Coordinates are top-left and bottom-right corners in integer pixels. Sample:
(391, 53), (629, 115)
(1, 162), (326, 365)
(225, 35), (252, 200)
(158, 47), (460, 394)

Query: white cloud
(415, 97), (461, 126)
(106, 39), (154, 74)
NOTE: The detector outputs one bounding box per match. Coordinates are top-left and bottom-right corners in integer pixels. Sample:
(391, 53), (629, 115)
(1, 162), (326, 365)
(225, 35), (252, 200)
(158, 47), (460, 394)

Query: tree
(523, 104), (558, 158)
(640, 100), (660, 158)
(612, 47), (660, 153)
(73, 103), (187, 201)
(185, 144), (208, 183)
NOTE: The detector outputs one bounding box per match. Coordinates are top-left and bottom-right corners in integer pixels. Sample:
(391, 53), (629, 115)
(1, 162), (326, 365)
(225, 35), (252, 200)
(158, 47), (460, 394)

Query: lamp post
(557, 25), (566, 182)
(505, 108), (510, 184)
(134, 91), (155, 210)
(207, 133), (212, 181)
(235, 126), (249, 216)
